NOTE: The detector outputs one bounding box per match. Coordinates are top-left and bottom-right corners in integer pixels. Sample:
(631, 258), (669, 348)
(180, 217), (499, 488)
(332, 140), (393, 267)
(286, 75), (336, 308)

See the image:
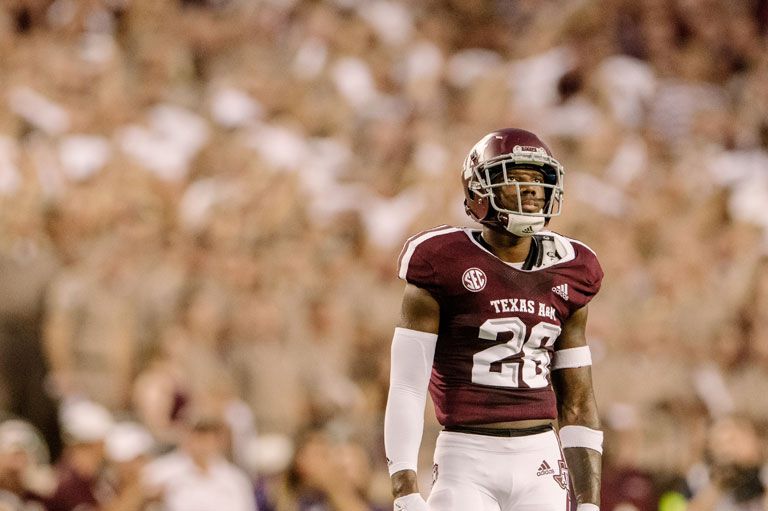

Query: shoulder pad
(397, 226), (462, 292)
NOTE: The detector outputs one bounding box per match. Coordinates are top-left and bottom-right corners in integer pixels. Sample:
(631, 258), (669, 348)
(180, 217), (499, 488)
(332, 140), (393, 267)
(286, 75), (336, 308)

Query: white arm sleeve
(384, 327), (438, 476)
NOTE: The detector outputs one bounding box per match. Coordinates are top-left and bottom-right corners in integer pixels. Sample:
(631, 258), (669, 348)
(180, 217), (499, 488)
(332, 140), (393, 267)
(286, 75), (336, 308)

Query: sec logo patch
(462, 267), (487, 292)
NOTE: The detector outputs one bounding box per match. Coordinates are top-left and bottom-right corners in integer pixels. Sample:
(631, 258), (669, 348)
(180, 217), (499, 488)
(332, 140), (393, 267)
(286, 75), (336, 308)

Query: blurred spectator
(0, 249), (62, 461)
(601, 404), (660, 511)
(688, 416), (767, 511)
(44, 400), (114, 511)
(257, 426), (383, 511)
(0, 1), (768, 510)
(246, 433), (294, 509)
(143, 409), (256, 511)
(100, 422), (160, 511)
(131, 334), (190, 450)
(0, 419), (55, 511)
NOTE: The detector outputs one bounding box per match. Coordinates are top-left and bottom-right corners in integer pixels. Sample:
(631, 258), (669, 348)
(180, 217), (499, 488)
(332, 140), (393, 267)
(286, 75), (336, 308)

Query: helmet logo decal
(513, 145), (547, 155)
(462, 268), (487, 292)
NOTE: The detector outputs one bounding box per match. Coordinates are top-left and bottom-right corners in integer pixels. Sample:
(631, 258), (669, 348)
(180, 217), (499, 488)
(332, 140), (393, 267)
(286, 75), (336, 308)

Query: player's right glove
(394, 493), (428, 511)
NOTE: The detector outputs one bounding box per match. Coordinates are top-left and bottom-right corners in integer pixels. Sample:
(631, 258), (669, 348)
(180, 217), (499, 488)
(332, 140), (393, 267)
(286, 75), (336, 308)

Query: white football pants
(427, 429), (571, 511)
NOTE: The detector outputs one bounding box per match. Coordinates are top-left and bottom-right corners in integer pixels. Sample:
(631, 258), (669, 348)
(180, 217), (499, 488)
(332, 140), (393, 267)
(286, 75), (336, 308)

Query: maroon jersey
(397, 226), (603, 426)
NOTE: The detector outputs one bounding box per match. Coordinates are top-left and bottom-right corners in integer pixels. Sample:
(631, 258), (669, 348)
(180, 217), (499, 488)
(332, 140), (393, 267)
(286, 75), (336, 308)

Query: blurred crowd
(0, 0), (767, 509)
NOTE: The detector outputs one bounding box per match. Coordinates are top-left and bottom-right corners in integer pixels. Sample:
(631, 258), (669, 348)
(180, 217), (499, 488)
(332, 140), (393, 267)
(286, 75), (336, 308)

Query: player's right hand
(394, 492), (428, 511)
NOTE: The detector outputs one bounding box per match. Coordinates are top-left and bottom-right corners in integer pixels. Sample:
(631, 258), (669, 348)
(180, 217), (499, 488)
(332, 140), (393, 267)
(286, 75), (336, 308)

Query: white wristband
(552, 346), (592, 369)
(559, 425), (603, 454)
(576, 504), (599, 511)
(394, 493), (428, 511)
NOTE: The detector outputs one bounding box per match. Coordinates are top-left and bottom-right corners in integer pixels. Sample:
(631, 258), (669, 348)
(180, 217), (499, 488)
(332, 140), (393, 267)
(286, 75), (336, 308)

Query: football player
(384, 128), (603, 511)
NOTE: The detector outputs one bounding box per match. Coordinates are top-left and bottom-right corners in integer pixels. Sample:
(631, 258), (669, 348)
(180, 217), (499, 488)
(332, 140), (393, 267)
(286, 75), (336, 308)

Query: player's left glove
(394, 493), (428, 511)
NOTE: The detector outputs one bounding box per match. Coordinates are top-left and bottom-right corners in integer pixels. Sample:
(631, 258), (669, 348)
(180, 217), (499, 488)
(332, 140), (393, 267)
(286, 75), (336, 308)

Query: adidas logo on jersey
(537, 460), (555, 476)
(552, 283), (569, 301)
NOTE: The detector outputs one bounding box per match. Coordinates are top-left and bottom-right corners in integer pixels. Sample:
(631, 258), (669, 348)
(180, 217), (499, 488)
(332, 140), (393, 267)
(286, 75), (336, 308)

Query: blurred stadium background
(0, 0), (767, 509)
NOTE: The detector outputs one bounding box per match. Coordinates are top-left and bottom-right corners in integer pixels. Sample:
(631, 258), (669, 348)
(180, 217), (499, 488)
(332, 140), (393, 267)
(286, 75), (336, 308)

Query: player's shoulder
(539, 230), (603, 288)
(539, 230), (600, 263)
(401, 224), (467, 249)
(397, 225), (467, 278)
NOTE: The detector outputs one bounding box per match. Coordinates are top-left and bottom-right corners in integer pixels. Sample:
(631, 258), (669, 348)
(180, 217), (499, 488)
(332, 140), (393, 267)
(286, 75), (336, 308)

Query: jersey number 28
(472, 318), (560, 388)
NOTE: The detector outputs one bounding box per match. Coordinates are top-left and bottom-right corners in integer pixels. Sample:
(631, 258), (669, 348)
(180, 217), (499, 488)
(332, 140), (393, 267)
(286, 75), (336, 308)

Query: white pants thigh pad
(428, 429), (570, 511)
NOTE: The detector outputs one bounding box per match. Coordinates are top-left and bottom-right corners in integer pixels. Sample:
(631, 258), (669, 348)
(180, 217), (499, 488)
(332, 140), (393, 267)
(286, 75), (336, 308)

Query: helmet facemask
(466, 146), (564, 237)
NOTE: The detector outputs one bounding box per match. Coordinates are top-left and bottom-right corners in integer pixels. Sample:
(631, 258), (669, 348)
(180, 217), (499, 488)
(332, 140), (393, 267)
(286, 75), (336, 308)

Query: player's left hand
(394, 492), (428, 511)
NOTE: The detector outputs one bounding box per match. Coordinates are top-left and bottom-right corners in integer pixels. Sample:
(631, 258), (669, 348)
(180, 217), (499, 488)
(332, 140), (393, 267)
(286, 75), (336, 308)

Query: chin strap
(522, 235), (541, 270)
(503, 212), (545, 237)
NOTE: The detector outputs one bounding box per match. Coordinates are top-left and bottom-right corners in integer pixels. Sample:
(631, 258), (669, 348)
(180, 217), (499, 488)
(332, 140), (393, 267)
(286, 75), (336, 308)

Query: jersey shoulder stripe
(540, 230), (598, 257)
(558, 234), (598, 257)
(397, 225), (461, 280)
